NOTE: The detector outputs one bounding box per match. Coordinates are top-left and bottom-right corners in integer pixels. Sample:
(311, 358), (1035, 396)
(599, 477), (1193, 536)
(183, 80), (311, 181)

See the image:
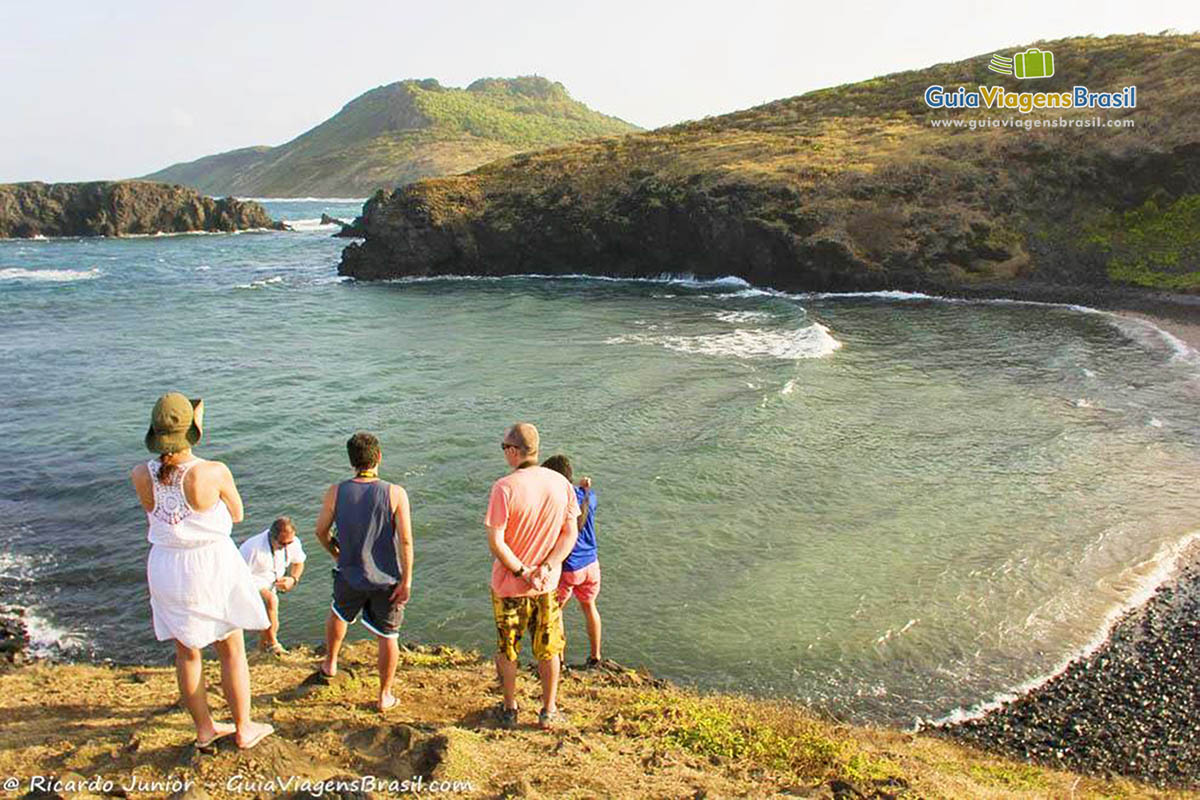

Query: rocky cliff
(0, 181), (282, 238)
(338, 34), (1200, 300)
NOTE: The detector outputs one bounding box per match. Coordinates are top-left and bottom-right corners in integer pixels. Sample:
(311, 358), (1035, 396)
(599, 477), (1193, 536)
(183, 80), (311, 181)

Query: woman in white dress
(130, 393), (274, 750)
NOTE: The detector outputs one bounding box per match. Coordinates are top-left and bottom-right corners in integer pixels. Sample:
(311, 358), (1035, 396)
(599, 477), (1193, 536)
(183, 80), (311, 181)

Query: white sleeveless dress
(145, 459), (268, 648)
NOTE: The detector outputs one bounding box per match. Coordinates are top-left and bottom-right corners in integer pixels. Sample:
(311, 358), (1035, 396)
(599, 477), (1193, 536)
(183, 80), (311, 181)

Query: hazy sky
(1, 0), (1196, 183)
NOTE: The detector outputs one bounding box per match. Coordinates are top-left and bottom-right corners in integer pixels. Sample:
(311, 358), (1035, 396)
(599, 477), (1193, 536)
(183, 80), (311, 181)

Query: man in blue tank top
(314, 431), (413, 712)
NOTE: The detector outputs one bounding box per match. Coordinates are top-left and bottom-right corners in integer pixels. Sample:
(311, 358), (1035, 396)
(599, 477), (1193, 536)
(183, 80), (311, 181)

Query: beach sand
(1116, 310), (1200, 353)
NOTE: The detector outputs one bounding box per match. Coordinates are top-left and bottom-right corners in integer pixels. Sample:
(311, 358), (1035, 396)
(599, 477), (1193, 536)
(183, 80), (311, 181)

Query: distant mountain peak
(466, 75), (569, 101)
(141, 76), (638, 197)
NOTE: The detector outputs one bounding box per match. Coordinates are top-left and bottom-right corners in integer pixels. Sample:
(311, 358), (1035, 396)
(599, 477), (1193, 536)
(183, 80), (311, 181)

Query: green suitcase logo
(988, 48), (1055, 79)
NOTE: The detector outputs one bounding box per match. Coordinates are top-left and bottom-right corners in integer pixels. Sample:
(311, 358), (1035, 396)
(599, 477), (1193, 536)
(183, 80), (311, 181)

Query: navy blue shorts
(330, 569), (404, 638)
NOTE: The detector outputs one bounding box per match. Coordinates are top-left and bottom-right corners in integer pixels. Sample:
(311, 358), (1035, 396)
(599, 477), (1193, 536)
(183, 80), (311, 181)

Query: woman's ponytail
(158, 452), (179, 484)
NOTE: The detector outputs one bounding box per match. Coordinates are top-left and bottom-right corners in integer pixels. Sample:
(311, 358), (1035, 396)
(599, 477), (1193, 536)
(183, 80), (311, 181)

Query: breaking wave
(0, 267), (101, 283)
(606, 322), (842, 361)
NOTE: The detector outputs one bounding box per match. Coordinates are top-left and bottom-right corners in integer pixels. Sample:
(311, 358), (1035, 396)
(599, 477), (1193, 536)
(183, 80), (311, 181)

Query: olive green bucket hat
(145, 393), (204, 454)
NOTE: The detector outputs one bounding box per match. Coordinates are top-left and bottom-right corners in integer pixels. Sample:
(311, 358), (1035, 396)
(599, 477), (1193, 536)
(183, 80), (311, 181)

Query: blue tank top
(334, 479), (400, 590)
(563, 487), (598, 572)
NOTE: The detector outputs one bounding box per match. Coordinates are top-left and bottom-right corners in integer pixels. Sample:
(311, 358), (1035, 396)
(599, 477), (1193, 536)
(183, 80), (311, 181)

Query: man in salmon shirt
(485, 422), (580, 730)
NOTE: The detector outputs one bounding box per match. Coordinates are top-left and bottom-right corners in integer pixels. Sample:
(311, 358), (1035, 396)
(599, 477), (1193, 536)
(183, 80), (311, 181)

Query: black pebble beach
(944, 556), (1200, 788)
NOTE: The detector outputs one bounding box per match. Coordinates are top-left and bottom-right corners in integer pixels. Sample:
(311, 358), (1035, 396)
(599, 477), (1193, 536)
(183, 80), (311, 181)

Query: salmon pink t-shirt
(485, 465), (580, 597)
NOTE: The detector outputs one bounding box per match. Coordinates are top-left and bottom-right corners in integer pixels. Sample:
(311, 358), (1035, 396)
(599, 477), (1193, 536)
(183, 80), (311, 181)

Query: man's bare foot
(196, 720), (236, 749)
(235, 721), (274, 749)
(319, 659), (337, 678)
(378, 692), (397, 712)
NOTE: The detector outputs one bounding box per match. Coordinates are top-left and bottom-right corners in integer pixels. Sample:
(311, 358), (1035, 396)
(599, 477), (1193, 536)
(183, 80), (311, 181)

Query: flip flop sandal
(194, 729), (233, 753)
(237, 724), (275, 750)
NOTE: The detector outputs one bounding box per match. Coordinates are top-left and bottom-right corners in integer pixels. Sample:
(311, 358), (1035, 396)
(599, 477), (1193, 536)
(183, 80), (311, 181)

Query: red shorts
(556, 561), (601, 606)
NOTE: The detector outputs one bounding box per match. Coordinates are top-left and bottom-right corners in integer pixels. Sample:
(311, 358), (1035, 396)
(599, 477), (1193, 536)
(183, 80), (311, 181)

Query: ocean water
(1, 199), (1198, 727)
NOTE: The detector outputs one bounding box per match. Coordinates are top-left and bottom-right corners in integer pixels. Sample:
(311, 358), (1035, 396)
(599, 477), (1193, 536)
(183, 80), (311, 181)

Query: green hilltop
(142, 76), (639, 198)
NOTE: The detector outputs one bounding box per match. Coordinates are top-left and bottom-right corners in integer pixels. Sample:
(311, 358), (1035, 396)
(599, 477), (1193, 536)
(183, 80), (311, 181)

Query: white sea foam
(805, 289), (937, 301)
(1, 229), (277, 242)
(234, 276), (285, 289)
(926, 528), (1200, 729)
(23, 610), (88, 658)
(606, 322), (841, 361)
(381, 272), (758, 290)
(1157, 328), (1199, 362)
(713, 310), (774, 323)
(1104, 316), (1200, 365)
(0, 550), (38, 581)
(730, 286), (786, 299)
(284, 217), (343, 232)
(780, 379), (798, 395)
(0, 549), (88, 658)
(235, 196), (368, 203)
(809, 290), (1200, 369)
(0, 267), (101, 283)
(1149, 418), (1165, 428)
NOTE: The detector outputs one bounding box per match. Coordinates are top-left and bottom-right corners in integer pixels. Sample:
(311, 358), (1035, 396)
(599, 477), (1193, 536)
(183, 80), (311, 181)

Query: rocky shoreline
(944, 545), (1200, 789)
(0, 181), (284, 238)
(0, 606), (28, 666)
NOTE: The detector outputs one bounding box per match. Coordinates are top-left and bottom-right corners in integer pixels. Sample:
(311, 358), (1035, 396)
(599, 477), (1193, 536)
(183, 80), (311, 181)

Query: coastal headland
(0, 640), (1189, 799)
(0, 182), (282, 239)
(337, 34), (1199, 312)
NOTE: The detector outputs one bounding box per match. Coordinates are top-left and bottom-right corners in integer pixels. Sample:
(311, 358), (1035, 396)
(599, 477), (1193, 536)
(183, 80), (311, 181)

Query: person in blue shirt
(541, 455), (603, 667)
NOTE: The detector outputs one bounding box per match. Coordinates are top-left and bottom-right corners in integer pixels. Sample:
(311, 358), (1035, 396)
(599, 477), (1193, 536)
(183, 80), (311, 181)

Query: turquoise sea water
(1, 200), (1198, 726)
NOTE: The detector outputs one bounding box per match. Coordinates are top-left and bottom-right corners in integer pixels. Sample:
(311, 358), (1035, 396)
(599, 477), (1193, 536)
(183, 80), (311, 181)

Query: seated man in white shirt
(239, 516), (306, 654)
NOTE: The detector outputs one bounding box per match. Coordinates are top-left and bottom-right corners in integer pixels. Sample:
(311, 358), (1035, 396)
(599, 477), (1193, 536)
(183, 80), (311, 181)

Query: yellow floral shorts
(491, 590), (565, 662)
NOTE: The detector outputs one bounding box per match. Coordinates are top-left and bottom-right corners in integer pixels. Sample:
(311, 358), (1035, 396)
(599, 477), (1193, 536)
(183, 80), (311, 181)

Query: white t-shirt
(239, 529), (307, 592)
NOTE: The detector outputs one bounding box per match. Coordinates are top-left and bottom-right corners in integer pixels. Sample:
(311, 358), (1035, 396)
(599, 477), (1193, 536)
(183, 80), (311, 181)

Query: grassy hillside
(143, 77), (639, 198)
(0, 642), (1188, 799)
(340, 34), (1200, 297)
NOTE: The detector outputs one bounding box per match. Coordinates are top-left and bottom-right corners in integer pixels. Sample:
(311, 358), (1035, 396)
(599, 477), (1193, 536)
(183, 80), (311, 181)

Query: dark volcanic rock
(942, 558), (1200, 788)
(336, 180), (886, 291)
(0, 181), (285, 238)
(320, 213), (346, 227)
(0, 605), (28, 664)
(333, 215), (366, 238)
(336, 139), (1200, 302)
